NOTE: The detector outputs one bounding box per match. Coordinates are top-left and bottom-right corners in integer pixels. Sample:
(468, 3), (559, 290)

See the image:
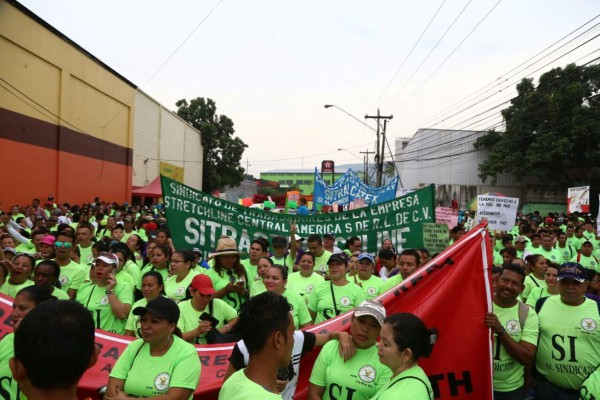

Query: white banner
(476, 195), (519, 231)
(567, 185), (590, 214)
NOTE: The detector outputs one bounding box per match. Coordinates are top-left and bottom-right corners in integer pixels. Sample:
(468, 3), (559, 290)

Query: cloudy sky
(18, 0), (600, 177)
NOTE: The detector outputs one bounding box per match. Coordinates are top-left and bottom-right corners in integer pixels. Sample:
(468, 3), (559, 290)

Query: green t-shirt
(571, 254), (600, 272)
(123, 261), (142, 288)
(534, 248), (562, 265)
(270, 254), (295, 271)
(164, 271), (200, 302)
(51, 286), (70, 300)
(353, 274), (384, 300)
(240, 259), (260, 282)
(139, 264), (169, 288)
(314, 250), (332, 275)
(307, 281), (366, 324)
(177, 298), (238, 345)
(110, 337), (200, 399)
(0, 333), (23, 400)
(492, 302), (539, 392)
(218, 369), (282, 400)
(524, 288), (556, 308)
(583, 231), (596, 241)
(126, 297), (149, 338)
(55, 259), (87, 293)
(522, 274), (546, 302)
(115, 270), (136, 297)
(283, 289), (312, 329)
(286, 272), (324, 301)
(493, 251), (503, 267)
(78, 244), (94, 266)
(566, 236), (581, 252)
(535, 296), (600, 390)
(554, 244), (575, 263)
(75, 281), (133, 334)
(205, 268), (248, 312)
(370, 364), (433, 400)
(0, 279), (33, 298)
(380, 275), (404, 293)
(581, 364), (600, 400)
(309, 340), (391, 400)
(250, 280), (266, 297)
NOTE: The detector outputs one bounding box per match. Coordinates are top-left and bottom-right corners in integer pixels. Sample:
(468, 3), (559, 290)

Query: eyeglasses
(54, 242), (73, 248)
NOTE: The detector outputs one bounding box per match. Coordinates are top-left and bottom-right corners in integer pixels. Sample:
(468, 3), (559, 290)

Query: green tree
(175, 97), (247, 193)
(474, 63), (600, 187)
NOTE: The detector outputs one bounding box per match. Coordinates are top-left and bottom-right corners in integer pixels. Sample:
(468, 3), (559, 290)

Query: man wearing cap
(534, 262), (600, 399)
(352, 253), (384, 300)
(306, 234), (332, 277)
(270, 236), (295, 272)
(178, 274), (238, 344)
(514, 236), (527, 259)
(120, 216), (137, 242)
(323, 233), (342, 255)
(485, 264), (538, 400)
(571, 240), (600, 272)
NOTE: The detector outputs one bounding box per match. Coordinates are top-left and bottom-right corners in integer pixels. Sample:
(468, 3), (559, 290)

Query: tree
(474, 63), (600, 187)
(175, 97), (247, 193)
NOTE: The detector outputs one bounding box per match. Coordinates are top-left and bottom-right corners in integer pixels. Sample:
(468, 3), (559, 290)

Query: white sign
(476, 195), (519, 231)
(567, 186), (590, 214)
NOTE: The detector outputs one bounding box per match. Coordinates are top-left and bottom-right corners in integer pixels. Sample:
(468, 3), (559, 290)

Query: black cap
(378, 249), (396, 260)
(327, 253), (347, 265)
(133, 297), (179, 323)
(324, 232), (335, 239)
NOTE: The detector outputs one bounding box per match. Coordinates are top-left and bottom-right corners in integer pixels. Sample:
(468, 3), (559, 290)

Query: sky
(17, 0), (600, 177)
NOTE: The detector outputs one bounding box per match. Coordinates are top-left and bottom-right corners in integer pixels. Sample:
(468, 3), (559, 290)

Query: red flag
(0, 222), (493, 400)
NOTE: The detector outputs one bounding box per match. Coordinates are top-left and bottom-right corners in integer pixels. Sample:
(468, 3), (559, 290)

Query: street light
(324, 104), (377, 132)
(337, 148), (362, 160)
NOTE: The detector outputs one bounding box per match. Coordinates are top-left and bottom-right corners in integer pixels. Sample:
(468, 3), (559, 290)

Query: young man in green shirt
(52, 231), (86, 300)
(219, 292), (295, 400)
(555, 231), (575, 263)
(536, 235), (561, 264)
(485, 264), (538, 400)
(306, 234), (332, 277)
(535, 262), (600, 399)
(570, 240), (599, 272)
(241, 238), (268, 282)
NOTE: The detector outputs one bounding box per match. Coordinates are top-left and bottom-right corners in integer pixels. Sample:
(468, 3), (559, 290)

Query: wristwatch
(496, 328), (506, 337)
(105, 289), (114, 295)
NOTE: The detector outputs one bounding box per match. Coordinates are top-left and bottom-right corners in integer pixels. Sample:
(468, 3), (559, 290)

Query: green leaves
(176, 97), (248, 193)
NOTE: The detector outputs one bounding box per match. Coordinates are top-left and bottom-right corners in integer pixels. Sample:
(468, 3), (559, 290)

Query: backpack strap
(517, 300), (529, 331)
(529, 275), (540, 288)
(387, 376), (432, 399)
(535, 296), (550, 314)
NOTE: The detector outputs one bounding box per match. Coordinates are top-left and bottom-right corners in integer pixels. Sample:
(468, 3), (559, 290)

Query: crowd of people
(0, 197), (599, 399)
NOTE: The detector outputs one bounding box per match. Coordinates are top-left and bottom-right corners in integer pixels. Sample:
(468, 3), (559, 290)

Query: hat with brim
(94, 252), (119, 266)
(354, 300), (386, 326)
(357, 253), (375, 264)
(208, 237), (240, 259)
(40, 235), (56, 246)
(2, 247), (16, 255)
(294, 234), (305, 242)
(133, 296), (179, 323)
(327, 253), (347, 265)
(557, 262), (587, 283)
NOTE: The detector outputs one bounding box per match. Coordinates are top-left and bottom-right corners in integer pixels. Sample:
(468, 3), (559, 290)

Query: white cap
(354, 300), (386, 326)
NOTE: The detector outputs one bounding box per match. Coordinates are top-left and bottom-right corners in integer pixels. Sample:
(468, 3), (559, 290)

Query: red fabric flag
(0, 222), (493, 400)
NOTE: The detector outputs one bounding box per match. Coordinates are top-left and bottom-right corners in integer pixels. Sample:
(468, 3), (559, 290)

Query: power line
(369, 0), (447, 111)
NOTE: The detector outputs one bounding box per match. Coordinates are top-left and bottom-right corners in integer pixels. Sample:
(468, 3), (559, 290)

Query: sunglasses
(54, 241), (73, 248)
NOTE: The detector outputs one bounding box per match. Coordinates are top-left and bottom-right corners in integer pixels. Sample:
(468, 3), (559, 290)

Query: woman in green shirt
(165, 250), (199, 302)
(250, 256), (273, 296)
(0, 253), (34, 298)
(525, 263), (559, 307)
(107, 296), (201, 400)
(287, 252), (324, 301)
(206, 237), (249, 312)
(264, 264), (312, 329)
(125, 233), (145, 268)
(372, 313), (436, 400)
(140, 244), (171, 285)
(124, 271), (165, 338)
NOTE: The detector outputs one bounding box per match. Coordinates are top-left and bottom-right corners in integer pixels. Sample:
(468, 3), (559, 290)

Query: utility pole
(359, 149), (374, 185)
(365, 109), (393, 187)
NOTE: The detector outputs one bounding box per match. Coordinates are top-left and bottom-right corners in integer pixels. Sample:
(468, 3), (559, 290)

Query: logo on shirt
(319, 265), (327, 272)
(59, 275), (69, 285)
(581, 318), (597, 333)
(358, 365), (376, 383)
(154, 372), (171, 391)
(505, 319), (520, 334)
(367, 287), (377, 296)
(305, 284), (314, 294)
(100, 296), (109, 306)
(176, 287), (186, 296)
(340, 296), (351, 307)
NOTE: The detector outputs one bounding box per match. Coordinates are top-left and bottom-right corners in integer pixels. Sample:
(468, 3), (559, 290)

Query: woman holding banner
(371, 313), (436, 400)
(206, 237), (249, 312)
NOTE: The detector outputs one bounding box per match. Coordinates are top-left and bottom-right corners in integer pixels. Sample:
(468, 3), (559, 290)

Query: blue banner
(313, 168), (399, 206)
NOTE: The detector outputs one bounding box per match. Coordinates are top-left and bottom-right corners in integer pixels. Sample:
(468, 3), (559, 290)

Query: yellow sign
(159, 162), (184, 183)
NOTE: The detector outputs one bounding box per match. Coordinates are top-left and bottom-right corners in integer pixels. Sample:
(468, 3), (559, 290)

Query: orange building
(0, 0), (136, 207)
